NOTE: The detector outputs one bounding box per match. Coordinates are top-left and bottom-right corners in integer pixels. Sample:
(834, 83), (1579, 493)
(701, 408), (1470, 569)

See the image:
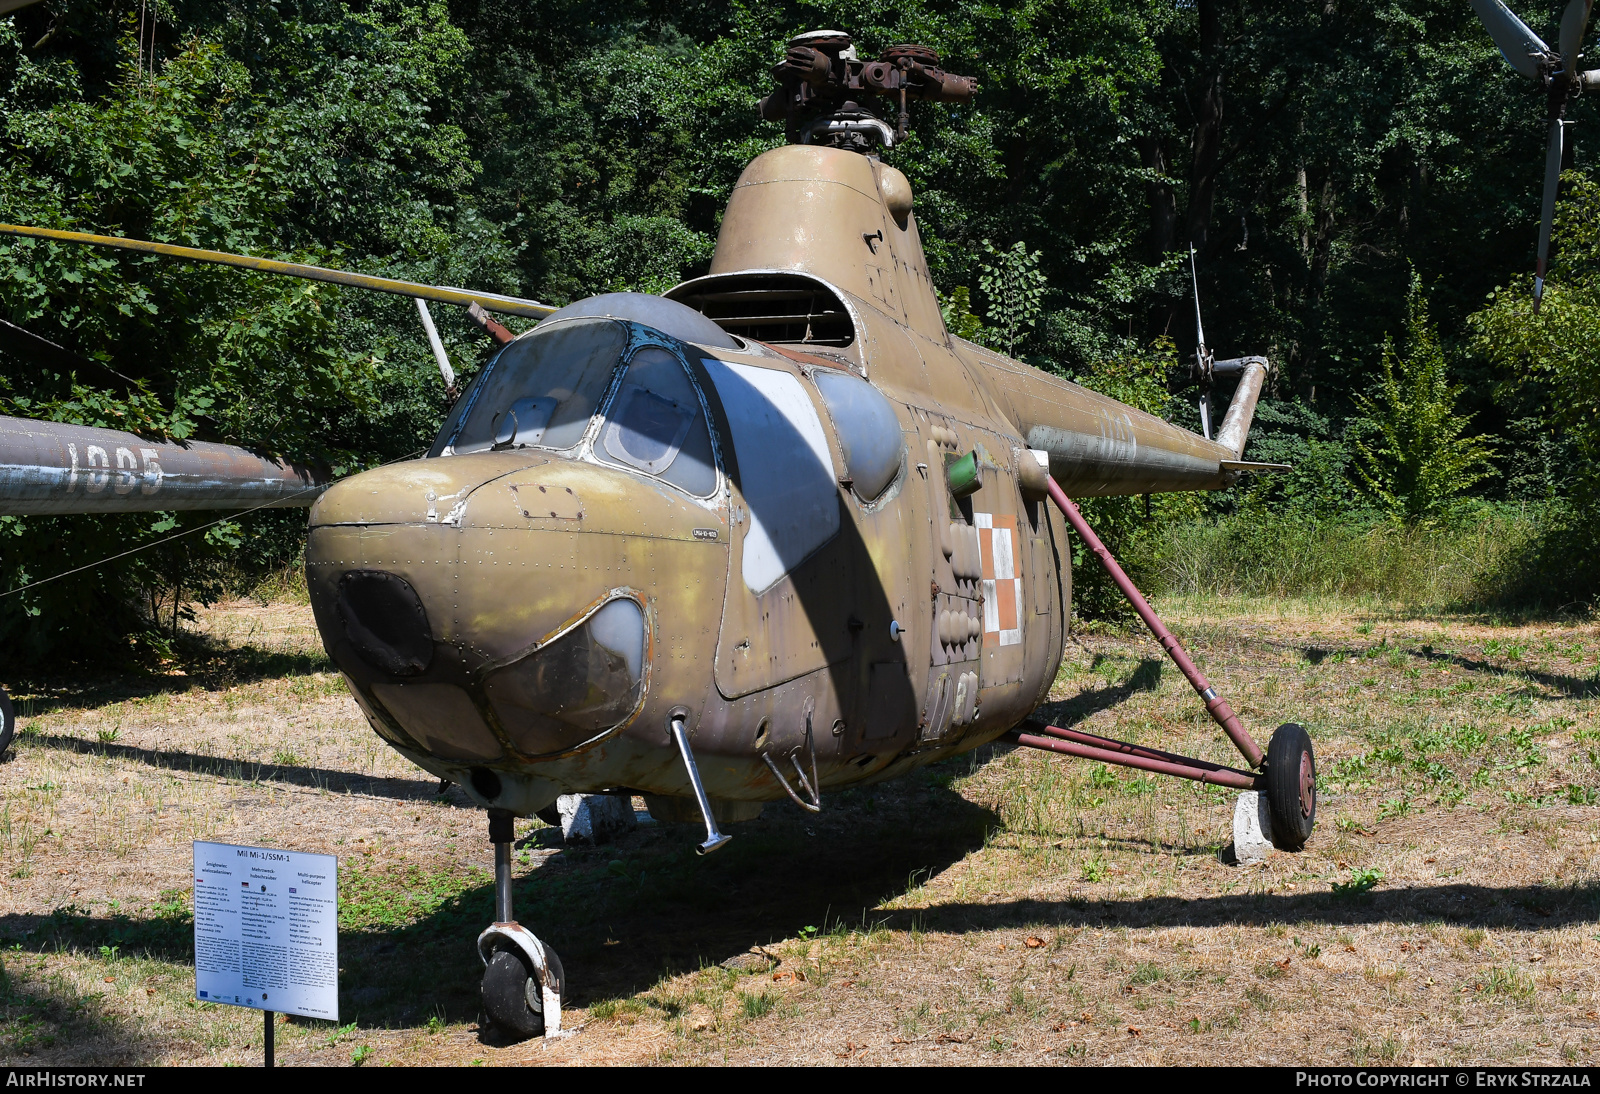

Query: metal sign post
(192, 842), (339, 1067)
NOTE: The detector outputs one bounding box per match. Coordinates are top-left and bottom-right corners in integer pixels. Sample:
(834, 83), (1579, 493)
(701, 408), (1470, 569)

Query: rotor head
(756, 30), (977, 152)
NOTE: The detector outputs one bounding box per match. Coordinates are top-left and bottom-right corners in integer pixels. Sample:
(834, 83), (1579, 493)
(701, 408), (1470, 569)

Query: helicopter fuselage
(304, 144), (1246, 820)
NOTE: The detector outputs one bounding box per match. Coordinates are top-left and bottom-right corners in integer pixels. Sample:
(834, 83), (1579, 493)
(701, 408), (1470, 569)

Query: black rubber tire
(534, 804), (561, 828)
(0, 686), (14, 759)
(481, 949), (544, 1039)
(1264, 722), (1316, 852)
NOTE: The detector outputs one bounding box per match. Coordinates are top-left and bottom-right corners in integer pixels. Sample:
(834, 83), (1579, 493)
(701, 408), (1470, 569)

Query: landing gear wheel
(0, 686), (14, 759)
(481, 945), (563, 1040)
(1264, 722), (1316, 851)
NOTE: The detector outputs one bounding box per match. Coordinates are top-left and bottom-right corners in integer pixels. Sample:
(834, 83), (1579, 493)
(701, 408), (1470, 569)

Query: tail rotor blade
(1470, 0), (1551, 76)
(1559, 0), (1593, 72)
(1189, 245), (1207, 357)
(1534, 118), (1566, 311)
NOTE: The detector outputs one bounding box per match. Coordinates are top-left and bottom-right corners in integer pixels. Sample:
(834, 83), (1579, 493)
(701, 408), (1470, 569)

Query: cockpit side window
(596, 346), (718, 497)
(443, 318), (627, 455)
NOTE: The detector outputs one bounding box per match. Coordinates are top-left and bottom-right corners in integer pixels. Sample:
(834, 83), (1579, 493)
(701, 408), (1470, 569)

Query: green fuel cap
(945, 450), (981, 499)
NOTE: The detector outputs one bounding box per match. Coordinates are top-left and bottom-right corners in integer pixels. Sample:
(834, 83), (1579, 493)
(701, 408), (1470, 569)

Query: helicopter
(0, 29), (1315, 1041)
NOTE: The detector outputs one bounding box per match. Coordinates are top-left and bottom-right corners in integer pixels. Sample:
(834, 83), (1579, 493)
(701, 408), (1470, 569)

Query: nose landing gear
(477, 808), (566, 1039)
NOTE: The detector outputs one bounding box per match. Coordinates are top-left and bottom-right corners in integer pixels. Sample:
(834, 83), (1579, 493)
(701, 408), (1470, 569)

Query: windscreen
(444, 318), (627, 455)
(595, 346), (718, 497)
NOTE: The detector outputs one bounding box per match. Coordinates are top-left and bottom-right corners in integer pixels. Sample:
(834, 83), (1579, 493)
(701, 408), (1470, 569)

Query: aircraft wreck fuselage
(305, 145), (1255, 819)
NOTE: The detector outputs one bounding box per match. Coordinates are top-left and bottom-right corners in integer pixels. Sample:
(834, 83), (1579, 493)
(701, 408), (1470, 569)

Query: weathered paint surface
(0, 415), (325, 513)
(305, 144), (1266, 819)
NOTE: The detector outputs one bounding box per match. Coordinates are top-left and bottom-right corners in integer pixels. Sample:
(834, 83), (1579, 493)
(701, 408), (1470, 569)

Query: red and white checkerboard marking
(975, 512), (1022, 647)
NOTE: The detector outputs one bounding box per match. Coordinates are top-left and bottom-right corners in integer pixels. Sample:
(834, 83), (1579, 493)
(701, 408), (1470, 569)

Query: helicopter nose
(305, 453), (718, 769)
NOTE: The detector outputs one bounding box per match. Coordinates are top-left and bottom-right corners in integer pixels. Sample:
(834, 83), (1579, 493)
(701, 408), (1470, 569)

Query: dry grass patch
(1, 594), (1597, 1065)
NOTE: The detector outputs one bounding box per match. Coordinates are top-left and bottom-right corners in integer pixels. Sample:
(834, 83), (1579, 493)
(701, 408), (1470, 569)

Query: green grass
(1477, 966), (1536, 1001)
(737, 990), (775, 1019)
(1332, 867), (1384, 897)
(1135, 507), (1550, 607)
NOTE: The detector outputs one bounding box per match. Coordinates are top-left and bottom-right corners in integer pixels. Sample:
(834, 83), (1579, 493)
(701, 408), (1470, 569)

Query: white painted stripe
(701, 358), (839, 594)
(993, 527), (1014, 580)
(982, 578), (999, 633)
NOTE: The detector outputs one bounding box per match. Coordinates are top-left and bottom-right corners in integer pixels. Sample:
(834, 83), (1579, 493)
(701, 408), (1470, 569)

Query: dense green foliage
(1351, 272), (1496, 525)
(0, 0), (1594, 660)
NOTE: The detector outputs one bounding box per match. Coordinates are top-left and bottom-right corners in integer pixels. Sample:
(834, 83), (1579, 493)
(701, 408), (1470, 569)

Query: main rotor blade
(1559, 0), (1593, 72)
(1470, 0), (1551, 76)
(1534, 118), (1566, 311)
(0, 223), (556, 319)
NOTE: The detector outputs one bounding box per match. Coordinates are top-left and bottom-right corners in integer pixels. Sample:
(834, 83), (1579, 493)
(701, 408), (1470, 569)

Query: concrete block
(556, 793), (637, 845)
(1226, 790), (1275, 866)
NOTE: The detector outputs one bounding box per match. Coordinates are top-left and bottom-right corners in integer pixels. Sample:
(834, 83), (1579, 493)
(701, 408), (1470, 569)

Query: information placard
(193, 841), (339, 1020)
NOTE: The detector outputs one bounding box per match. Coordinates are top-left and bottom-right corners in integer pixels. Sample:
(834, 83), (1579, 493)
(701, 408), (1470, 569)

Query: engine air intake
(667, 273), (855, 347)
(336, 570), (434, 677)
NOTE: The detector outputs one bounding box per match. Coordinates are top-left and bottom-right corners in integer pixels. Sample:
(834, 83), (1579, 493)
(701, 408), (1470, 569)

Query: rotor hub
(756, 30), (977, 151)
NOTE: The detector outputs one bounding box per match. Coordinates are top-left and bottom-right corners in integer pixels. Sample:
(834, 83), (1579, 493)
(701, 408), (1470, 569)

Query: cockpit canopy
(430, 316), (720, 498)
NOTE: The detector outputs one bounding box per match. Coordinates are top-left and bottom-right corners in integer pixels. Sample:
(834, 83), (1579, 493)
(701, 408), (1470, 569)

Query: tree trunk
(1138, 135), (1178, 264)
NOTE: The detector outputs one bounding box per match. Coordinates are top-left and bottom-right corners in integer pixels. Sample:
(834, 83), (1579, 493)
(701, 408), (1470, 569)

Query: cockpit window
(443, 318), (627, 455)
(596, 346), (718, 497)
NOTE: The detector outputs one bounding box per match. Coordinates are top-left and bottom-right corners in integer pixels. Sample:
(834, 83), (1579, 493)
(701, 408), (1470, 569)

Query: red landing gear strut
(1009, 479), (1317, 851)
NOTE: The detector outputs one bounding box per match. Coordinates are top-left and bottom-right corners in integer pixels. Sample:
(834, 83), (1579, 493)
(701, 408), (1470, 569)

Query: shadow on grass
(0, 770), (1000, 1033)
(1034, 657), (1163, 726)
(0, 918), (178, 1065)
(1411, 647), (1600, 699)
(5, 739), (1594, 1051)
(7, 637), (335, 720)
(900, 879), (1600, 935)
(21, 732), (460, 805)
(1292, 641), (1600, 702)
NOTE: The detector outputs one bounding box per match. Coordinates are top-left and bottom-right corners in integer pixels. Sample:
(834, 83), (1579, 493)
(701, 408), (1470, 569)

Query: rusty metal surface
(0, 415), (326, 514)
(1011, 729), (1260, 791)
(1021, 720), (1261, 782)
(1046, 477), (1266, 769)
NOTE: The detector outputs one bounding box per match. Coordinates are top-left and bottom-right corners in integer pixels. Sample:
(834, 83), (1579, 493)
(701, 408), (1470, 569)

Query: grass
(1136, 506), (1554, 609)
(1, 593), (1598, 1065)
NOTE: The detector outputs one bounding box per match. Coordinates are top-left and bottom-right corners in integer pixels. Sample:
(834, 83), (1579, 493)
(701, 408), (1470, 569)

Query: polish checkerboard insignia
(975, 512), (1022, 647)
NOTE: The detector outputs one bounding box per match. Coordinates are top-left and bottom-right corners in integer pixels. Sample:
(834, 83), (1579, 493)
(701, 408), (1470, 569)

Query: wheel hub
(1299, 749), (1316, 817)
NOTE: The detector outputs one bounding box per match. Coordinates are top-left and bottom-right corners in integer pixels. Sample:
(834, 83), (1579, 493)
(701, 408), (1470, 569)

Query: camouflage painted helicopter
(0, 30), (1314, 1040)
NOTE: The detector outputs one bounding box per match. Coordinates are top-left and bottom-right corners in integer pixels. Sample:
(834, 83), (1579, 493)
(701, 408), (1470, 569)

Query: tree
(977, 240), (1048, 356)
(1352, 272), (1495, 524)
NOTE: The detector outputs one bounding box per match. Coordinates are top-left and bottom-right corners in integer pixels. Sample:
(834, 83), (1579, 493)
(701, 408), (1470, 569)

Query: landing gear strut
(1010, 477), (1318, 854)
(477, 808), (565, 1039)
